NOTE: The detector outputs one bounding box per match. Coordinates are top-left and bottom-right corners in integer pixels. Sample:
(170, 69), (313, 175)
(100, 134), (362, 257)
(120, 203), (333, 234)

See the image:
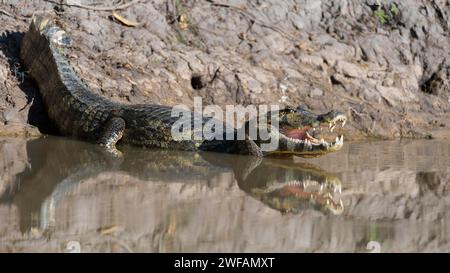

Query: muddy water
(0, 137), (449, 252)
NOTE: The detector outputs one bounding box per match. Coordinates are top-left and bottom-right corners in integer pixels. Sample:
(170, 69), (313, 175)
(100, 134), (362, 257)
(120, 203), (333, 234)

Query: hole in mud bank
(330, 75), (342, 85)
(191, 75), (205, 90)
(420, 73), (441, 96)
(53, 4), (65, 13)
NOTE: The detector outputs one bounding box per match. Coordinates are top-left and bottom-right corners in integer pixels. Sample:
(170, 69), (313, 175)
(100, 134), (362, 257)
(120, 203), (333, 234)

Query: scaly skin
(20, 17), (347, 157)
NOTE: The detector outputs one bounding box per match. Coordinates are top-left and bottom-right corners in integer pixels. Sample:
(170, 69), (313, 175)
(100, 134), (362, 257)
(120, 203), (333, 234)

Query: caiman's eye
(284, 113), (299, 123)
(282, 108), (295, 114)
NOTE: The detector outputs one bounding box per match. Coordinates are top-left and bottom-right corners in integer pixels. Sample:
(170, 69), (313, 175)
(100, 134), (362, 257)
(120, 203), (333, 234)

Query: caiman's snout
(317, 110), (347, 132)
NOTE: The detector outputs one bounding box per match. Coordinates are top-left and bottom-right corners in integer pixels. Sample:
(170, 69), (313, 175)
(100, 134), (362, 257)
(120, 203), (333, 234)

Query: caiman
(20, 16), (347, 157)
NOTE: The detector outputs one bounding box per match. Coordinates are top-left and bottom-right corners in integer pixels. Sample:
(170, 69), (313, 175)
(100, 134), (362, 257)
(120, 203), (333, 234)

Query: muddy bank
(0, 0), (449, 139)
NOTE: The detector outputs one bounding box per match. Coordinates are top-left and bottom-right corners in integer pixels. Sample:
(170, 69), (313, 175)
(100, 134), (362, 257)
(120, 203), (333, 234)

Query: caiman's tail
(20, 16), (72, 93)
(20, 17), (112, 138)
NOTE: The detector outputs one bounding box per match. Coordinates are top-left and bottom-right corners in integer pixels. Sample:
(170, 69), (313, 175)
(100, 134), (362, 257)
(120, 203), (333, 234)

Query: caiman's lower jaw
(271, 115), (347, 157)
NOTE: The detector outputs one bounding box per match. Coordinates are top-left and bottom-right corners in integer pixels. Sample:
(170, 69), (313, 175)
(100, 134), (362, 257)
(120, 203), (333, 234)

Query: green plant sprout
(375, 8), (388, 24)
(374, 2), (399, 25)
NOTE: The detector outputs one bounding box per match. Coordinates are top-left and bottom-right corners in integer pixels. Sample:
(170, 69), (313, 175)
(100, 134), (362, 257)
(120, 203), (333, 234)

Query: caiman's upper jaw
(323, 113), (347, 133)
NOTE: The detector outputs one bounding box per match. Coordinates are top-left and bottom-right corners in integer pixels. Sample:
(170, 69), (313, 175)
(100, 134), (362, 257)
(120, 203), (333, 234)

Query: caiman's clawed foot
(103, 146), (123, 158)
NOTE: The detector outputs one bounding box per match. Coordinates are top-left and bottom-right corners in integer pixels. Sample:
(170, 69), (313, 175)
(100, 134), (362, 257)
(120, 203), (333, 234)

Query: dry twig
(43, 0), (145, 11)
(0, 8), (14, 17)
(206, 0), (299, 43)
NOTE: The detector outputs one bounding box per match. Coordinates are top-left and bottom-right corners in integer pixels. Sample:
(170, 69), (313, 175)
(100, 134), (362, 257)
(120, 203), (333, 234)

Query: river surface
(0, 137), (449, 252)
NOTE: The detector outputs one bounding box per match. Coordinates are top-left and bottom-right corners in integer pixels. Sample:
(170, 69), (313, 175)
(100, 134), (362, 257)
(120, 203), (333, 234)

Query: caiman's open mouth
(273, 113), (347, 157)
(281, 114), (346, 146)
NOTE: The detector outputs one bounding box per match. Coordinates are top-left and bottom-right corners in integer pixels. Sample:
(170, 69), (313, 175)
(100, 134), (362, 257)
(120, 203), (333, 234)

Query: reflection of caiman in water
(1, 137), (343, 233)
(233, 158), (343, 215)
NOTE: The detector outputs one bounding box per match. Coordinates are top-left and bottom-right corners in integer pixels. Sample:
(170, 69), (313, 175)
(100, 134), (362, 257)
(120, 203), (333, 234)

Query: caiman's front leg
(98, 117), (126, 156)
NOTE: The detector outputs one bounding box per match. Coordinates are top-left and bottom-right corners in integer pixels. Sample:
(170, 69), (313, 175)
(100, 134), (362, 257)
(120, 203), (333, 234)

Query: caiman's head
(248, 107), (347, 157)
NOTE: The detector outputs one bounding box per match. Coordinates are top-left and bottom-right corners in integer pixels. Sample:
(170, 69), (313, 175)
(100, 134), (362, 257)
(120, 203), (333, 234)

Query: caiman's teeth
(324, 192), (333, 199)
(330, 125), (335, 132)
(342, 119), (346, 127)
(340, 135), (344, 142)
(334, 185), (342, 194)
(339, 199), (344, 208)
(335, 136), (339, 143)
(306, 132), (323, 146)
